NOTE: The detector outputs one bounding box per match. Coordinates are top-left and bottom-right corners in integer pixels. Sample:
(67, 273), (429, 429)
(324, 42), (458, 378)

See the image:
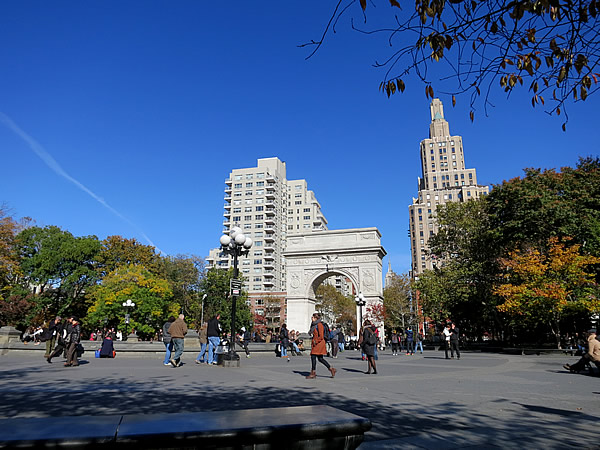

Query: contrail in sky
(0, 112), (162, 253)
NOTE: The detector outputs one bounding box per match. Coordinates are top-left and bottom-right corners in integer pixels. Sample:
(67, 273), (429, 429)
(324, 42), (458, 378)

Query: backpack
(366, 328), (377, 345)
(321, 322), (331, 343)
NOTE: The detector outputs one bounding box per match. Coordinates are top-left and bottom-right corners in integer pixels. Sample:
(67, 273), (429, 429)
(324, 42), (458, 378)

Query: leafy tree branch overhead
(304, 0), (600, 129)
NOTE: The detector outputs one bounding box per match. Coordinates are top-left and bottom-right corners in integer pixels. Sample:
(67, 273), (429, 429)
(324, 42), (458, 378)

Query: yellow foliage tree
(495, 237), (600, 348)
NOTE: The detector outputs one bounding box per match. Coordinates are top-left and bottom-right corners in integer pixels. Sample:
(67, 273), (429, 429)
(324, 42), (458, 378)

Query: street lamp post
(122, 299), (136, 341)
(219, 226), (253, 363)
(355, 292), (366, 336)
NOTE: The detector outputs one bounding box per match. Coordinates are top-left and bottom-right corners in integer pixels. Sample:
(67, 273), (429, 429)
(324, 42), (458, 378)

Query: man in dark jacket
(47, 317), (69, 364)
(207, 314), (221, 365)
(65, 317), (81, 367)
(450, 323), (461, 360)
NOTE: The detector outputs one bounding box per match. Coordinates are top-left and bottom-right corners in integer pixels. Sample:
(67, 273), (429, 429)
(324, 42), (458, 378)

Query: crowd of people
(23, 313), (599, 377)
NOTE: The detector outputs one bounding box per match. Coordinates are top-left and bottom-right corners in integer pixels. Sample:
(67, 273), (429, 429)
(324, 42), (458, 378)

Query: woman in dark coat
(99, 335), (115, 358)
(359, 320), (378, 374)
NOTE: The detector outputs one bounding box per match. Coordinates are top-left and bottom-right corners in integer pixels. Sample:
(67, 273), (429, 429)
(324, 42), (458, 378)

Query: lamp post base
(222, 350), (240, 368)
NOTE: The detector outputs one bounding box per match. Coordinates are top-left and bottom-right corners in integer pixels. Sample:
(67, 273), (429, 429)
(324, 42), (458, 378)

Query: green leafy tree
(16, 225), (101, 319)
(157, 254), (205, 327)
(85, 264), (177, 338)
(383, 272), (413, 329)
(315, 283), (356, 328)
(307, 0), (600, 127)
(487, 157), (600, 259)
(199, 267), (252, 334)
(94, 235), (160, 277)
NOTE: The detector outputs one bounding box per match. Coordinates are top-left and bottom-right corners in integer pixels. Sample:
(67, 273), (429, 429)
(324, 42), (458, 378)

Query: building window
(234, 183), (242, 188)
(245, 207), (252, 212)
(254, 251), (263, 256)
(255, 223), (263, 229)
(256, 181), (264, 187)
(256, 206), (264, 211)
(295, 185), (302, 190)
(245, 200), (253, 205)
(255, 241), (263, 246)
(234, 175), (243, 181)
(246, 174), (253, 180)
(244, 223), (251, 229)
(233, 216), (240, 222)
(233, 208), (241, 213)
(234, 192), (242, 197)
(303, 216), (310, 220)
(256, 189), (264, 195)
(254, 259), (263, 264)
(295, 201), (302, 205)
(303, 208), (310, 212)
(255, 214), (263, 220)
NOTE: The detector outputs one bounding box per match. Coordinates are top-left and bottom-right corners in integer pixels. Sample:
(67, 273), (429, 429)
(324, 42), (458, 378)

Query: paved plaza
(0, 349), (598, 449)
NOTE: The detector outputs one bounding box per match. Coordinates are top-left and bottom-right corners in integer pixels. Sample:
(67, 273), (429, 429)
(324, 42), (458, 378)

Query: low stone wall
(0, 326), (290, 357)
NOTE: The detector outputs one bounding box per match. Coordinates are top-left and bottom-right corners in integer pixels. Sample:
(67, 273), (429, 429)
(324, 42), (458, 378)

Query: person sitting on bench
(563, 329), (599, 374)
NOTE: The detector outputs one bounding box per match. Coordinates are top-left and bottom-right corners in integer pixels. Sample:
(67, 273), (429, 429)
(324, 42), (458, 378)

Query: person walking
(337, 329), (345, 353)
(162, 316), (175, 366)
(306, 313), (336, 379)
(563, 329), (600, 373)
(64, 317), (81, 367)
(359, 320), (377, 374)
(47, 317), (70, 363)
(450, 323), (461, 359)
(280, 323), (290, 362)
(207, 314), (221, 365)
(406, 326), (415, 355)
(239, 326), (252, 358)
(330, 326), (339, 358)
(43, 316), (61, 359)
(196, 322), (208, 364)
(168, 314), (187, 367)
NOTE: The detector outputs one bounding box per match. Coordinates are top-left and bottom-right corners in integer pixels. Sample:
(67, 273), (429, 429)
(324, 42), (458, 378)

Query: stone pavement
(0, 349), (598, 449)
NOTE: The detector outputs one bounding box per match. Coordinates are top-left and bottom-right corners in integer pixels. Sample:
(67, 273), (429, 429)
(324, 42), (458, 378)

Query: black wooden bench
(0, 405), (371, 449)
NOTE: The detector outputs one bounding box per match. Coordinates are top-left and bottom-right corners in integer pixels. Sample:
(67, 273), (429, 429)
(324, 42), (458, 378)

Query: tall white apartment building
(206, 157), (328, 318)
(409, 99), (489, 277)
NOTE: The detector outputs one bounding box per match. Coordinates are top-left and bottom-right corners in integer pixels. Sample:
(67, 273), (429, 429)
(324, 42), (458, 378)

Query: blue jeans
(196, 343), (207, 362)
(339, 342), (344, 352)
(281, 343), (288, 357)
(208, 336), (220, 364)
(292, 342), (300, 353)
(163, 341), (173, 364)
(374, 346), (378, 360)
(172, 338), (184, 362)
(415, 341), (423, 353)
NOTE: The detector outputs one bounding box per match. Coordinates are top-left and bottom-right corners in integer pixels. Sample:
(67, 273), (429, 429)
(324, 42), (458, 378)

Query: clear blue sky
(1, 2), (596, 276)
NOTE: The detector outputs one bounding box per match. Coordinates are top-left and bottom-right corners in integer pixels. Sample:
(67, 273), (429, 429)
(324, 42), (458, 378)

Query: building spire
(429, 98), (450, 139)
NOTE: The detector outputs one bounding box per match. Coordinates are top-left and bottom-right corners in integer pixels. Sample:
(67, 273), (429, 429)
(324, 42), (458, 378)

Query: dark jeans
(311, 354), (331, 371)
(570, 354), (594, 371)
(48, 342), (66, 361)
(391, 342), (399, 353)
(241, 341), (250, 356)
(406, 340), (414, 354)
(446, 340), (460, 359)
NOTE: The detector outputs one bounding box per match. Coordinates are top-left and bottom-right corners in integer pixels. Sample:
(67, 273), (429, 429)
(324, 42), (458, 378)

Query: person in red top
(306, 313), (336, 379)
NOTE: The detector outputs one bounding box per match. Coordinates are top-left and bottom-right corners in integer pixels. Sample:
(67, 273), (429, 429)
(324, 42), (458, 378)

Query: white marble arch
(283, 227), (386, 335)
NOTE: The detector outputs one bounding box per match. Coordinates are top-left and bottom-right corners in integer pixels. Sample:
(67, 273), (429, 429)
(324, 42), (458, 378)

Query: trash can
(216, 341), (229, 365)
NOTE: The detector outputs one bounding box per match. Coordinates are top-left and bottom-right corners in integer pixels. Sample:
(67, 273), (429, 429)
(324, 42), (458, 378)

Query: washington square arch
(283, 228), (386, 335)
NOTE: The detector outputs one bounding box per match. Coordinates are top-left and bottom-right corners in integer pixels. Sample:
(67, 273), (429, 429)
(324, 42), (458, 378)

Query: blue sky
(1, 2), (596, 276)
